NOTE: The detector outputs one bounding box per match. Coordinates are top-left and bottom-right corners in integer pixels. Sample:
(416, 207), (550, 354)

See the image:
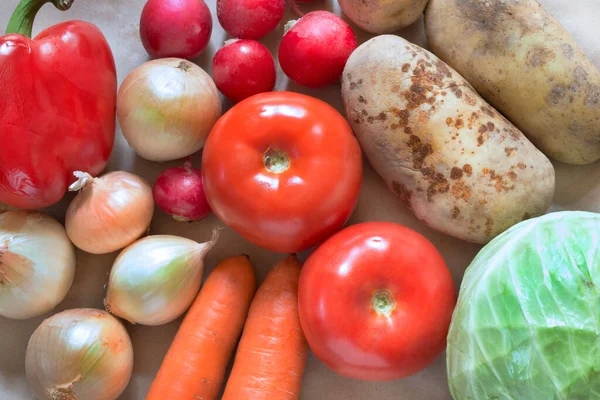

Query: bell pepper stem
(6, 0), (74, 37)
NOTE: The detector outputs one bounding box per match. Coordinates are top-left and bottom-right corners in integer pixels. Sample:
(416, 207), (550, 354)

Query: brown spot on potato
(404, 127), (412, 134)
(505, 126), (522, 140)
(477, 124), (488, 146)
(451, 206), (460, 219)
(402, 63), (410, 73)
(456, 0), (510, 29)
(367, 113), (387, 123)
(464, 93), (477, 106)
(358, 95), (367, 104)
(561, 43), (575, 59)
(480, 106), (495, 118)
(463, 164), (472, 175)
(421, 167), (434, 177)
(586, 86), (600, 107)
(487, 122), (495, 131)
(548, 85), (566, 105)
(446, 117), (453, 126)
(517, 162), (527, 169)
(426, 172), (450, 202)
(403, 59), (450, 110)
(405, 84), (430, 110)
(507, 170), (518, 181)
(451, 86), (463, 98)
(450, 167), (463, 179)
(451, 180), (472, 201)
(435, 60), (452, 78)
(526, 47), (555, 67)
(485, 170), (515, 192)
(574, 66), (588, 82)
(407, 135), (434, 169)
(455, 0), (529, 55)
(361, 110), (368, 116)
(468, 112), (479, 129)
(485, 217), (494, 236)
(392, 84), (400, 93)
(455, 119), (464, 129)
(505, 147), (517, 156)
(393, 108), (409, 127)
(523, 212), (532, 221)
(391, 181), (412, 207)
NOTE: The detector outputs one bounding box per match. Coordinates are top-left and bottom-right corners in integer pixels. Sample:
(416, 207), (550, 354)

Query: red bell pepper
(0, 0), (117, 209)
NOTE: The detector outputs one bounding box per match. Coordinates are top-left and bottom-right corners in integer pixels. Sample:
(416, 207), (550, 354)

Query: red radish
(278, 11), (357, 88)
(217, 0), (285, 40)
(212, 40), (276, 103)
(153, 159), (211, 222)
(140, 0), (213, 59)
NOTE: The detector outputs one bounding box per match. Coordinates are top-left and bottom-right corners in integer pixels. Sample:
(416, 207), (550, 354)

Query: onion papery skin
(25, 308), (134, 400)
(65, 171), (155, 255)
(0, 211), (76, 320)
(116, 58), (222, 162)
(104, 233), (217, 326)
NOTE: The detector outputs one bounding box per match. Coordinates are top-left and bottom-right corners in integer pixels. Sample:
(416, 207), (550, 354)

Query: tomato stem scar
(264, 147), (290, 174)
(371, 289), (396, 316)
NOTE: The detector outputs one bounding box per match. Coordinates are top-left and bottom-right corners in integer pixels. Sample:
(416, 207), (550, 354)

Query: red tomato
(298, 222), (456, 381)
(202, 92), (363, 253)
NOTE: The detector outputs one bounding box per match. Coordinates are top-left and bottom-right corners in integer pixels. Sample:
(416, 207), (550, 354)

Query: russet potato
(425, 0), (600, 165)
(341, 35), (555, 244)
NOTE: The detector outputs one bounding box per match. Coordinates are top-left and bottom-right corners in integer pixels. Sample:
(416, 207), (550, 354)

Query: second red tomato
(202, 92), (363, 253)
(298, 222), (456, 381)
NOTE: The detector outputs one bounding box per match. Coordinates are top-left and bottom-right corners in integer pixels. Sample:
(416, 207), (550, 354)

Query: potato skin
(425, 0), (600, 165)
(341, 35), (555, 244)
(338, 0), (428, 34)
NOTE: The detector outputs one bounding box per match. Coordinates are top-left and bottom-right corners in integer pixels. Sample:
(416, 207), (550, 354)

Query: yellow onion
(116, 58), (222, 162)
(0, 211), (75, 320)
(25, 308), (134, 400)
(104, 231), (218, 326)
(65, 171), (154, 255)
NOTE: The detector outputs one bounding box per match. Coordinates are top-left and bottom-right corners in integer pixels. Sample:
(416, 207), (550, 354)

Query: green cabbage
(447, 211), (600, 399)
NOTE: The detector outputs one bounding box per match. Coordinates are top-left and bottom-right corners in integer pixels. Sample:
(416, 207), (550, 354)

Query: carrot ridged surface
(222, 254), (308, 400)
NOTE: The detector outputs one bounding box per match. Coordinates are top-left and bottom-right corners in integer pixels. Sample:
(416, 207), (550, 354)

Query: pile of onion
(116, 58), (222, 162)
(65, 171), (154, 255)
(0, 211), (76, 320)
(26, 308), (134, 400)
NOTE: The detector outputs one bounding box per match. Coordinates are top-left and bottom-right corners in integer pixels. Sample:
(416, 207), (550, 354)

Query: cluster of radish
(135, 0), (358, 222)
(141, 0), (358, 97)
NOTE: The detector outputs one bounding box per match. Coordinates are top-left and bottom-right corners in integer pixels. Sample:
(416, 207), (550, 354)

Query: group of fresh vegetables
(1, 0), (600, 398)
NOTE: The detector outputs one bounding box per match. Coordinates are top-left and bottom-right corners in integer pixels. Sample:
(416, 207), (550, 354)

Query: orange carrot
(222, 255), (308, 400)
(146, 255), (256, 400)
